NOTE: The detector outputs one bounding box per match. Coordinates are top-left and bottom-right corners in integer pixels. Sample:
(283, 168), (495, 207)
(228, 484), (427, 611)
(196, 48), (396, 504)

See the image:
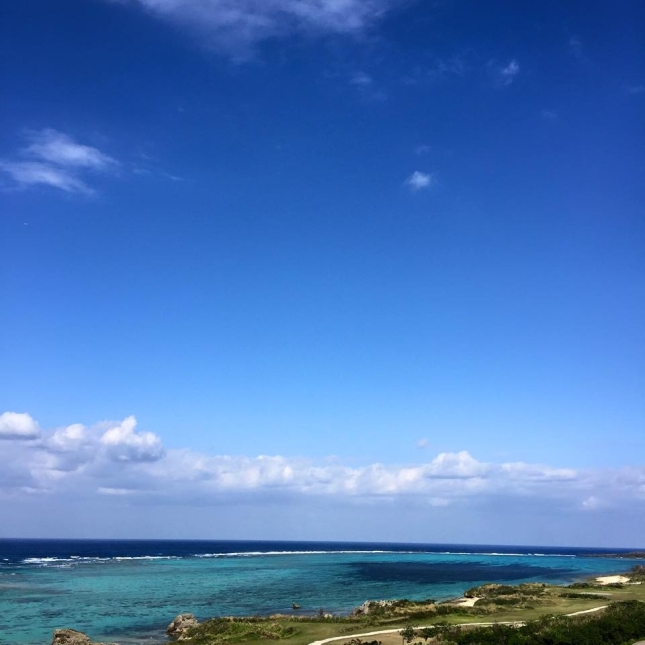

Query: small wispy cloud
(415, 144), (431, 155)
(23, 129), (117, 170)
(627, 85), (645, 95)
(405, 170), (435, 192)
(0, 161), (93, 195)
(497, 59), (520, 86)
(350, 72), (374, 88)
(569, 35), (584, 61)
(402, 56), (467, 86)
(113, 0), (400, 59)
(417, 438), (429, 449)
(0, 129), (117, 195)
(349, 71), (387, 101)
(582, 496), (601, 510)
(541, 109), (558, 121)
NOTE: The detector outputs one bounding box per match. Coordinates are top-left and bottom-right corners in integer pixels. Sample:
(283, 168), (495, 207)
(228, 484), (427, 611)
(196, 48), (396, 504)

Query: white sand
(595, 575), (629, 585)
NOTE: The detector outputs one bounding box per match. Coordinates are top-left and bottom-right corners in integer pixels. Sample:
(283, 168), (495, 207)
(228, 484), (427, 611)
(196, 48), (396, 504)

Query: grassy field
(181, 569), (645, 645)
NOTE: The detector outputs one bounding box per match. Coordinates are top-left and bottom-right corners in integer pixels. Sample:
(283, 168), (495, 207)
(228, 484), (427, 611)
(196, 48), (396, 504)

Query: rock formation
(52, 631), (91, 645)
(51, 629), (114, 645)
(351, 600), (395, 616)
(167, 613), (200, 640)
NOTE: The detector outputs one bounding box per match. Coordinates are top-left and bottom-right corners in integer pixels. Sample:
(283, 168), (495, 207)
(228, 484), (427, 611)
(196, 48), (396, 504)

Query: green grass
(179, 574), (645, 645)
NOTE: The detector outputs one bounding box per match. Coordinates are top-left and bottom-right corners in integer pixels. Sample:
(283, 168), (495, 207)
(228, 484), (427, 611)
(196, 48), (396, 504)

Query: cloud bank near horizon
(2, 412), (643, 520)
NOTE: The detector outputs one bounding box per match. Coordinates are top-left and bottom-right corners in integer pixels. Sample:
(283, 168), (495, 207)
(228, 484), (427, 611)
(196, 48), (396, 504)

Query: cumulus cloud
(0, 129), (117, 194)
(48, 424), (88, 452)
(0, 412), (41, 440)
(405, 170), (434, 191)
(113, 0), (399, 58)
(100, 416), (165, 462)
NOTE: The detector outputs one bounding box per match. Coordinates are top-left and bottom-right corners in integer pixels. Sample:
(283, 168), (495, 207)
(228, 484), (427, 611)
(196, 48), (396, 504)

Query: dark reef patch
(347, 561), (576, 584)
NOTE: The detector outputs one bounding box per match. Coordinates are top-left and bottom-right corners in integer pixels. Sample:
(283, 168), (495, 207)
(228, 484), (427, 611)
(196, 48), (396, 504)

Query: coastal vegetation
(427, 600), (645, 645)
(175, 567), (645, 645)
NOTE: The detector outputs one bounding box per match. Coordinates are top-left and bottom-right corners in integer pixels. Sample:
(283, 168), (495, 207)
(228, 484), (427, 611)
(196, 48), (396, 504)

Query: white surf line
(307, 606), (608, 645)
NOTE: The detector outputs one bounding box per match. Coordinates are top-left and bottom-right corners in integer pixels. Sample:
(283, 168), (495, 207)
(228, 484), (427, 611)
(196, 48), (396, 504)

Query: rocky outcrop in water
(51, 629), (114, 645)
(167, 613), (200, 640)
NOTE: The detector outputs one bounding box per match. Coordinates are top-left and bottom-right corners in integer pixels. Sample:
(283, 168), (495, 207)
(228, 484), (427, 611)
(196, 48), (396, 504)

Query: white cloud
(0, 129), (118, 195)
(627, 85), (645, 95)
(100, 416), (165, 462)
(2, 411), (645, 529)
(0, 160), (93, 194)
(23, 129), (117, 169)
(582, 495), (600, 510)
(405, 170), (434, 191)
(424, 450), (488, 478)
(98, 487), (137, 496)
(116, 0), (398, 57)
(416, 438), (429, 449)
(48, 424), (88, 452)
(501, 461), (577, 482)
(0, 412), (41, 440)
(349, 71), (387, 101)
(498, 59), (520, 86)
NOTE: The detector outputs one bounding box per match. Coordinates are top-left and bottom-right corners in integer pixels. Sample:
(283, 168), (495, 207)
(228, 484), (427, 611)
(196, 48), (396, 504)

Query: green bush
(185, 618), (298, 644)
(439, 601), (645, 645)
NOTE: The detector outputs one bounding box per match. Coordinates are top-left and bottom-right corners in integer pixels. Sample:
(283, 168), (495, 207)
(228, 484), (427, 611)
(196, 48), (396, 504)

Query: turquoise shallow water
(0, 540), (640, 645)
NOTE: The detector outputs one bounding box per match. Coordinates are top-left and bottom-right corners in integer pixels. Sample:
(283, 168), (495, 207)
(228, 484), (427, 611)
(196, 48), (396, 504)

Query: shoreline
(67, 567), (645, 644)
(8, 542), (636, 645)
(150, 566), (645, 645)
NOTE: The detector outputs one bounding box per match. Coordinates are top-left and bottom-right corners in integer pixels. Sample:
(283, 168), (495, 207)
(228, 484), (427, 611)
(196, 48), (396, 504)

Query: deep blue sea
(0, 539), (642, 645)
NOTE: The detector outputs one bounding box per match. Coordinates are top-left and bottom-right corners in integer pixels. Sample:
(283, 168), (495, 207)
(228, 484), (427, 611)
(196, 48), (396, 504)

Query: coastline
(57, 565), (645, 645)
(4, 541), (644, 645)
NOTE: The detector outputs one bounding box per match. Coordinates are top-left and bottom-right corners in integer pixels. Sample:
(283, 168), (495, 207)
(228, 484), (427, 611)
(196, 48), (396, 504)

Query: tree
(400, 626), (417, 645)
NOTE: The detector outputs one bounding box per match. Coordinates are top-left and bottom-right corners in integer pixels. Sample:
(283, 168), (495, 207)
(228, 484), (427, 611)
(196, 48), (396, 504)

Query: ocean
(0, 539), (640, 645)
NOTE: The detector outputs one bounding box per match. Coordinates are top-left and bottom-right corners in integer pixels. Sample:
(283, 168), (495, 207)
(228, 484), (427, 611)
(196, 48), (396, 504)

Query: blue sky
(1, 0), (644, 545)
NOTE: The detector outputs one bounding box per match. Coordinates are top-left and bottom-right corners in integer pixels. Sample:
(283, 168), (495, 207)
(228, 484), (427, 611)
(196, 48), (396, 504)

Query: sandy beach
(595, 575), (630, 585)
